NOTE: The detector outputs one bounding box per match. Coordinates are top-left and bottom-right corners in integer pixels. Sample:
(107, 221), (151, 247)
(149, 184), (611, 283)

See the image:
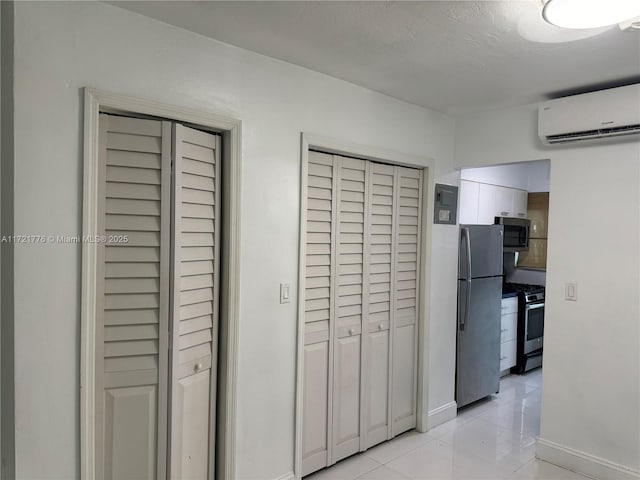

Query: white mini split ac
(538, 83), (640, 146)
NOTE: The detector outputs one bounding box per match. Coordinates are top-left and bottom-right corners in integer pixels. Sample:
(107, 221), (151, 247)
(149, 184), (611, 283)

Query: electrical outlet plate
(565, 282), (577, 301)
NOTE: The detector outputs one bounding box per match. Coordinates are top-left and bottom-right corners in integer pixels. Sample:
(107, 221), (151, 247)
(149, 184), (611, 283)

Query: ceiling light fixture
(619, 15), (640, 31)
(542, 0), (640, 29)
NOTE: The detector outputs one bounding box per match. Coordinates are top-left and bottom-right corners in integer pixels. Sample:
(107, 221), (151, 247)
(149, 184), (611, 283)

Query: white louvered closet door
(301, 151), (335, 477)
(98, 114), (171, 480)
(363, 162), (394, 449)
(170, 124), (221, 480)
(331, 156), (367, 463)
(391, 166), (422, 436)
(301, 153), (423, 477)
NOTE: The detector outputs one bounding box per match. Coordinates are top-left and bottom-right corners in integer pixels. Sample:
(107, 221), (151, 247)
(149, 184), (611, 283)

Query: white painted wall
(456, 104), (640, 477)
(542, 142), (639, 476)
(526, 161), (551, 192)
(11, 3), (458, 478)
(460, 161), (550, 192)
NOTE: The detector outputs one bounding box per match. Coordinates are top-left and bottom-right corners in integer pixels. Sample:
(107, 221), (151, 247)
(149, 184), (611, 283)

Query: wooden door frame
(80, 88), (242, 480)
(294, 133), (435, 479)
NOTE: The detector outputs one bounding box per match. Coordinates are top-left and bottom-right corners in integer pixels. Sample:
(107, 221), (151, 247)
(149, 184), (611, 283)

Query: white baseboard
(426, 401), (457, 430)
(275, 471), (295, 480)
(537, 437), (640, 480)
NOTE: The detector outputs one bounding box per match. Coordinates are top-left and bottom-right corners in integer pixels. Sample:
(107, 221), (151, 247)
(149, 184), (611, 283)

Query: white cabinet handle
(194, 363), (203, 372)
(501, 211), (509, 216)
(379, 324), (384, 330)
(500, 356), (507, 361)
(349, 328), (354, 336)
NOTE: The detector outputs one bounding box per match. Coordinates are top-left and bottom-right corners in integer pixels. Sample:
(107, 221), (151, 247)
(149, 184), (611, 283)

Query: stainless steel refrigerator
(456, 224), (503, 408)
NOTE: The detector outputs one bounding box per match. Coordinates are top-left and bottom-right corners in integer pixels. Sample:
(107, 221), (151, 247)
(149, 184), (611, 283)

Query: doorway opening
(456, 159), (550, 448)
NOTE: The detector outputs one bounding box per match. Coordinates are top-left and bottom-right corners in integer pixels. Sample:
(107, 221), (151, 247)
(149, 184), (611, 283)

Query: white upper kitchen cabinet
(494, 186), (513, 217)
(458, 180), (479, 224)
(512, 189), (528, 218)
(477, 183), (496, 224)
(495, 185), (527, 218)
(462, 180), (528, 224)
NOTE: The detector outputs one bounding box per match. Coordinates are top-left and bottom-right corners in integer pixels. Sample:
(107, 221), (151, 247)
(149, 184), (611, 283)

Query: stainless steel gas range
(504, 283), (545, 374)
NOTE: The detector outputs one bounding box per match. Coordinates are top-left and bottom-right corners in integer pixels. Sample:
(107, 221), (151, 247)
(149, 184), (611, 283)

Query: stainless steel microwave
(494, 217), (530, 252)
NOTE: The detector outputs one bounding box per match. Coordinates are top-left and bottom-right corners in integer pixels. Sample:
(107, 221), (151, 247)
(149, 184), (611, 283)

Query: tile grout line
(362, 435), (438, 466)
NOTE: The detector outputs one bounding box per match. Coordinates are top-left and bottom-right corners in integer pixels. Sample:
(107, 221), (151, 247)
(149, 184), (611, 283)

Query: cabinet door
(500, 340), (517, 371)
(169, 124), (220, 480)
(501, 297), (518, 315)
(458, 180), (479, 224)
(477, 183), (497, 224)
(494, 186), (513, 217)
(501, 312), (518, 343)
(512, 189), (528, 219)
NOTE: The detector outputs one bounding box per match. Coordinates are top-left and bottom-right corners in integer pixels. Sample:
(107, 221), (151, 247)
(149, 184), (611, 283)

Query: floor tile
(386, 439), (512, 479)
(356, 464), (410, 479)
(305, 454), (381, 480)
(456, 396), (504, 421)
(512, 459), (593, 479)
(439, 417), (535, 471)
(479, 400), (541, 441)
(304, 369), (586, 480)
(364, 430), (434, 464)
(507, 370), (543, 389)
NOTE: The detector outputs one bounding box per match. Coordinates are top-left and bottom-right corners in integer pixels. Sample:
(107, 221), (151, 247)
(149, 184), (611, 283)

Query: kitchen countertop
(502, 290), (519, 299)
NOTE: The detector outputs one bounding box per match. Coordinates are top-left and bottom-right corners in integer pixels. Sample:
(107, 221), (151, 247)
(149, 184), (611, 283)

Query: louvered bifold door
(331, 156), (367, 463)
(97, 114), (171, 480)
(169, 124), (220, 480)
(391, 166), (422, 436)
(363, 162), (394, 449)
(301, 151), (335, 477)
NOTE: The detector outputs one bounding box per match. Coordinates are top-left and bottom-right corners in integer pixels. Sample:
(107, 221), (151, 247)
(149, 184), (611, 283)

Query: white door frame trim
(80, 87), (242, 480)
(294, 133), (435, 479)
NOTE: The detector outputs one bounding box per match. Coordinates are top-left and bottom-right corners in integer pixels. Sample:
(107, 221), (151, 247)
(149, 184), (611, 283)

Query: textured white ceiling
(110, 1), (640, 114)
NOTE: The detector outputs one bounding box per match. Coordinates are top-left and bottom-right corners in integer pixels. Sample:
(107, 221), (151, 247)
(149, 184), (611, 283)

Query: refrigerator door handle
(461, 227), (472, 331)
(464, 227), (472, 281)
(462, 278), (471, 331)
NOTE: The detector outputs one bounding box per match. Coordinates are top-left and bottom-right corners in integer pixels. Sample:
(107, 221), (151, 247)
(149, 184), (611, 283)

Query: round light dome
(543, 0), (640, 29)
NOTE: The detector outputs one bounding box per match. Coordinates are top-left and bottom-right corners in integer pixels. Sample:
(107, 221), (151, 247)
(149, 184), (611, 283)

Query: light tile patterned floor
(307, 369), (593, 480)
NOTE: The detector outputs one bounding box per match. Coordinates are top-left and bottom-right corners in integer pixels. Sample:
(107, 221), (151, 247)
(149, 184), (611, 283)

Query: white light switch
(565, 282), (577, 301)
(280, 283), (291, 304)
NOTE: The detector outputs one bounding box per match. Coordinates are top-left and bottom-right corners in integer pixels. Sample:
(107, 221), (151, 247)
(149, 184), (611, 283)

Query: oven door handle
(526, 303), (544, 311)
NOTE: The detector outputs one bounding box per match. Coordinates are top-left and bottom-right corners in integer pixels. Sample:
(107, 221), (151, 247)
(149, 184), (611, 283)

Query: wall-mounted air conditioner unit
(538, 83), (640, 146)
